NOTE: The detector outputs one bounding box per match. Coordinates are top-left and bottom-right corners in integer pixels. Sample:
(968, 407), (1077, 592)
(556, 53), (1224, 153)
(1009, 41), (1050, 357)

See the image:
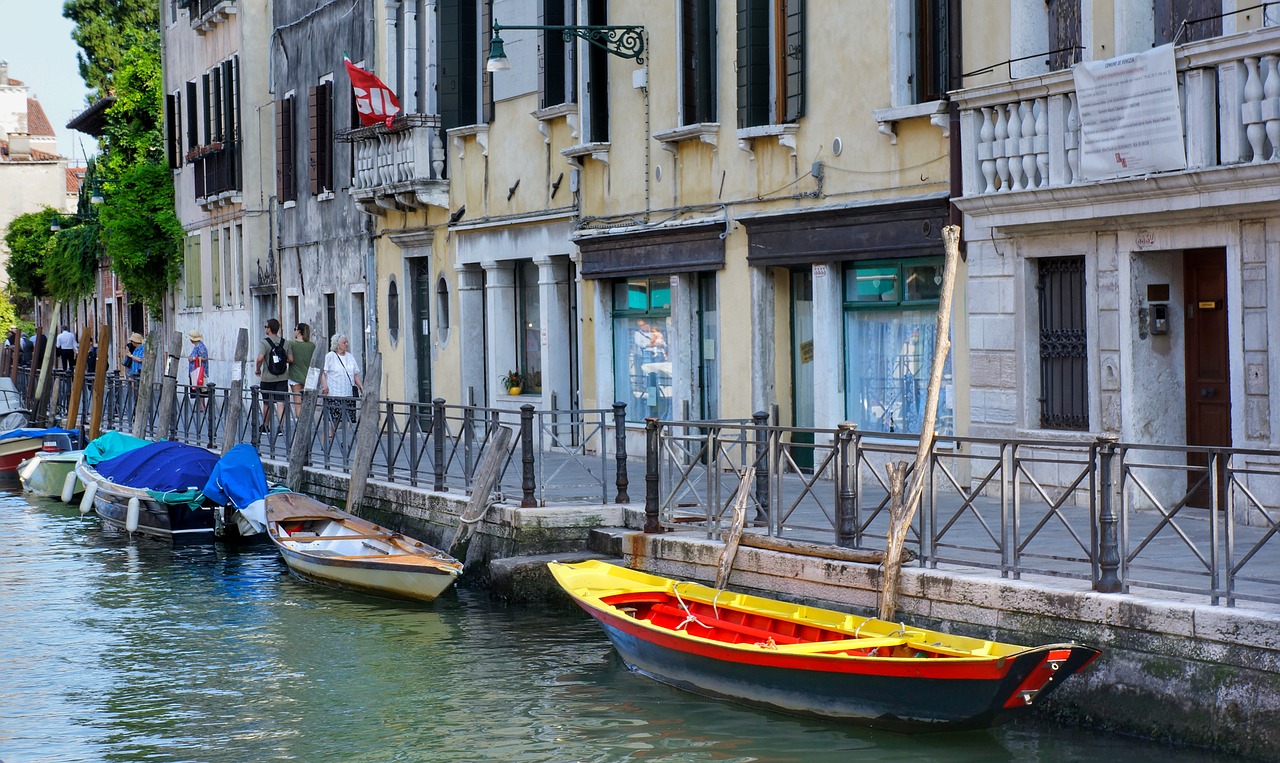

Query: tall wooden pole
(345, 351), (382, 512)
(32, 300), (61, 426)
(153, 331), (183, 441)
(131, 332), (160, 439)
(64, 326), (93, 431)
(285, 343), (328, 492)
(879, 224), (961, 622)
(88, 323), (110, 440)
(220, 328), (249, 455)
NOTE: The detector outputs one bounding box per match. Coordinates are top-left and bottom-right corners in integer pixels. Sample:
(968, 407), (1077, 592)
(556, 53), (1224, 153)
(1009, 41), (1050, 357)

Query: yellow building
(357, 1), (960, 448)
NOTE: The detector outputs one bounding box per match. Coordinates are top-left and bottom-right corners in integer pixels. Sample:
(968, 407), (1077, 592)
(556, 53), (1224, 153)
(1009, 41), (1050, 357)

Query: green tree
(63, 0), (159, 97)
(99, 161), (182, 307)
(3, 208), (58, 298)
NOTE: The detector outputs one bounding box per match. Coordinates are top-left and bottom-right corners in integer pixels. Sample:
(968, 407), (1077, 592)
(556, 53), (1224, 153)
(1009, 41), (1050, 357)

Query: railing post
(752, 410), (769, 524)
(520, 404), (537, 507)
(835, 422), (857, 548)
(644, 417), (661, 533)
(432, 397), (446, 491)
(205, 382), (217, 449)
(1095, 434), (1122, 593)
(613, 401), (630, 503)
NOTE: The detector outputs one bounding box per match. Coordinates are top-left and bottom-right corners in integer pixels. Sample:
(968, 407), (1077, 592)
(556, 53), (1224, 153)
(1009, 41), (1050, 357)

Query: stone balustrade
(342, 114), (448, 214)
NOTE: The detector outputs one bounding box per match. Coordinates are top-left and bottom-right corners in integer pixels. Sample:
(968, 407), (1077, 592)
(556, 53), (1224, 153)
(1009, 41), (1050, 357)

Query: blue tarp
(94, 441), (220, 492)
(201, 444), (270, 510)
(0, 427), (76, 443)
(83, 431), (151, 466)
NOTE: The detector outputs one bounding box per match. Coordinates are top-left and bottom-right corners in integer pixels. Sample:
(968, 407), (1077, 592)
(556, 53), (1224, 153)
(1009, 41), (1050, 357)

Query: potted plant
(500, 369), (523, 395)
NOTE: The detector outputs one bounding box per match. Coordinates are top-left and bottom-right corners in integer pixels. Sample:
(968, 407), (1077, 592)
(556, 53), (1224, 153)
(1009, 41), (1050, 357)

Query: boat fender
(79, 483), (98, 515)
(126, 497), (141, 533)
(61, 472), (78, 503)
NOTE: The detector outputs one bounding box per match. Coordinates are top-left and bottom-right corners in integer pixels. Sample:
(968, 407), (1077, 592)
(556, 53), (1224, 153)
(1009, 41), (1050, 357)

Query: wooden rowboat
(264, 492), (463, 602)
(549, 559), (1100, 732)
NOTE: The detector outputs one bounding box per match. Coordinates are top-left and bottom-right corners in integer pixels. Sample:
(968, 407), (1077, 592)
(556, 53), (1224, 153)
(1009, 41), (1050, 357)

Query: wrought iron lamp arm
(492, 23), (645, 65)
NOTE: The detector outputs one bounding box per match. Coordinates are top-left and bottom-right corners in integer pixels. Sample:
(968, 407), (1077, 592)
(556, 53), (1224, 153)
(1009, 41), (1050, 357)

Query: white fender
(61, 472), (78, 503)
(126, 497), (141, 533)
(79, 482), (98, 515)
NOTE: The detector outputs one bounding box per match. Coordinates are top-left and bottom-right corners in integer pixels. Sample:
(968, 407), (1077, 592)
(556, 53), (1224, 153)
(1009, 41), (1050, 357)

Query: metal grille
(1038, 256), (1088, 430)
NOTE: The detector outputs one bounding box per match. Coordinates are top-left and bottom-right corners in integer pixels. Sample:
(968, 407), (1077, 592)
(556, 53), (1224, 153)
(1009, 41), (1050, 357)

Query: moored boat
(18, 432), (84, 500)
(76, 440), (222, 542)
(1, 428), (77, 481)
(265, 492), (463, 602)
(548, 559), (1100, 732)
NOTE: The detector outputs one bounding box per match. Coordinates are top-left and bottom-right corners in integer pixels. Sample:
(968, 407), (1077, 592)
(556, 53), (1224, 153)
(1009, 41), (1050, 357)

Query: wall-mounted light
(486, 20), (646, 73)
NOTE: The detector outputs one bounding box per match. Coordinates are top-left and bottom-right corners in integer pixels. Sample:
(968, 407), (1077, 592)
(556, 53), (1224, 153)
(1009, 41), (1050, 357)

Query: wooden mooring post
(153, 331), (183, 441)
(345, 351), (382, 512)
(220, 328), (249, 455)
(88, 324), (110, 440)
(31, 301), (61, 426)
(285, 343), (327, 491)
(131, 333), (160, 439)
(63, 326), (94, 432)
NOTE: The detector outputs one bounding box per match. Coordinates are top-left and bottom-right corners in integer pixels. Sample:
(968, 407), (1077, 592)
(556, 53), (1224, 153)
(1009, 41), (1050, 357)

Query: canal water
(0, 489), (1244, 763)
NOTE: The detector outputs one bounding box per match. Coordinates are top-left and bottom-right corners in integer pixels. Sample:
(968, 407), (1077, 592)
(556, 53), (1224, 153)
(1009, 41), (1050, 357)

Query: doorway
(412, 258), (433, 403)
(790, 269), (814, 470)
(1183, 248), (1230, 508)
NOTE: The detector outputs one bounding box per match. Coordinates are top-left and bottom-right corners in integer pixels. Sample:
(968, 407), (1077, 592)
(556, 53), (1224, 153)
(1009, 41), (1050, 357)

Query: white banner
(1072, 44), (1186, 180)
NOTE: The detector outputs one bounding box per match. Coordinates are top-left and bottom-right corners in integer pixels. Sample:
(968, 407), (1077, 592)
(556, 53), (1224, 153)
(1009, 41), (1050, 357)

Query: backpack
(265, 337), (288, 375)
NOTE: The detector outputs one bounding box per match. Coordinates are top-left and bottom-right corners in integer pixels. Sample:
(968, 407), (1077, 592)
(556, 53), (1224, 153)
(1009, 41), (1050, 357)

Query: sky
(0, 0), (95, 163)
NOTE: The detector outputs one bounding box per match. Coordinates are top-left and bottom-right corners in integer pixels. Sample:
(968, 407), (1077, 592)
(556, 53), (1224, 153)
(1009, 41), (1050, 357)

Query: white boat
(18, 448), (83, 500)
(265, 492), (463, 602)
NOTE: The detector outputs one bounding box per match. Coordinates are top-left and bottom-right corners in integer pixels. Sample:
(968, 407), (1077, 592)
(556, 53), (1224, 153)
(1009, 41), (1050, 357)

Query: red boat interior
(605, 591), (955, 659)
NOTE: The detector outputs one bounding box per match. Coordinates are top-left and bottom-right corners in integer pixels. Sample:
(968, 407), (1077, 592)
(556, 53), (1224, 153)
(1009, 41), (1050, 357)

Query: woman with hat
(187, 330), (209, 406)
(124, 332), (145, 377)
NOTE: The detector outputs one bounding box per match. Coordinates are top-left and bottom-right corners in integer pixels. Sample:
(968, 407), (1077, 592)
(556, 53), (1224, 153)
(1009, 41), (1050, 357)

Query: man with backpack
(255, 318), (293, 434)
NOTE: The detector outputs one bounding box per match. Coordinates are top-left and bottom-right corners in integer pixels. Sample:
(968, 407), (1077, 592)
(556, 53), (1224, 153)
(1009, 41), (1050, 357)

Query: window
(613, 277), (673, 422)
(436, 275), (451, 344)
(210, 229), (222, 308)
(585, 0), (610, 141)
(166, 91), (182, 169)
(309, 80), (334, 196)
(912, 0), (948, 103)
(681, 0), (717, 125)
(736, 0), (804, 128)
(516, 261), (542, 394)
(698, 274), (719, 420)
(541, 0), (577, 107)
(184, 234), (202, 309)
(387, 278), (400, 345)
(352, 291), (366, 361)
(1048, 0), (1082, 71)
(288, 295), (299, 332)
(185, 81), (199, 152)
(324, 292), (336, 346)
(222, 227), (234, 306)
(843, 259), (952, 435)
(276, 94), (296, 203)
(1155, 0), (1221, 45)
(234, 224), (244, 305)
(1037, 257), (1088, 430)
(439, 0), (481, 131)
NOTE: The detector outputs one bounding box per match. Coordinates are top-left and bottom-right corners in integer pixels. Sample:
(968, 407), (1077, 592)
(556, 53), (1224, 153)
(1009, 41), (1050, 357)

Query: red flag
(344, 56), (401, 128)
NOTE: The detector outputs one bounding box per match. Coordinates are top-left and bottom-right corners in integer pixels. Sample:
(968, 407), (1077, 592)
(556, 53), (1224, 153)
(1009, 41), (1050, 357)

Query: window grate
(1038, 256), (1088, 430)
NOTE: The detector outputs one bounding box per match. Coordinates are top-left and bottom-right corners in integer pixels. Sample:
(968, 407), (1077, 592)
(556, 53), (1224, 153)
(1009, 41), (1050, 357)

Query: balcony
(952, 26), (1280, 227)
(188, 0), (235, 34)
(339, 114), (448, 216)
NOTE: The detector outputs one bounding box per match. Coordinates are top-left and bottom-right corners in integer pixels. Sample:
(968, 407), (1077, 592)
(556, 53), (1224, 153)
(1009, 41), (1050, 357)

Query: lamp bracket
(494, 23), (645, 65)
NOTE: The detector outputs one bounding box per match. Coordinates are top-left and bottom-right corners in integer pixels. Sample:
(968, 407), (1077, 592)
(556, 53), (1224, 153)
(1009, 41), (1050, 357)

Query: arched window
(436, 275), (450, 344)
(387, 277), (400, 346)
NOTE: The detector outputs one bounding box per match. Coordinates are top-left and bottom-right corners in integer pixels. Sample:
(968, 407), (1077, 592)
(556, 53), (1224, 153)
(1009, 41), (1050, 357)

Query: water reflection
(0, 490), (1237, 763)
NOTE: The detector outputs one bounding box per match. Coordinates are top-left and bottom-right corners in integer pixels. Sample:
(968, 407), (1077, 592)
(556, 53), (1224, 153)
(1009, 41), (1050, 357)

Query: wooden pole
(714, 467), (755, 590)
(63, 326), (93, 431)
(131, 332), (160, 439)
(285, 342), (328, 492)
(88, 323), (110, 440)
(220, 328), (250, 454)
(878, 224), (961, 622)
(447, 425), (512, 556)
(345, 351), (382, 512)
(153, 331), (183, 441)
(31, 301), (61, 426)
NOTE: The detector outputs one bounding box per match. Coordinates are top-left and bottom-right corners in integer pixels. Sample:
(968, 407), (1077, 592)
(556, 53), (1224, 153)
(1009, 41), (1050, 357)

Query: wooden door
(1184, 248), (1230, 507)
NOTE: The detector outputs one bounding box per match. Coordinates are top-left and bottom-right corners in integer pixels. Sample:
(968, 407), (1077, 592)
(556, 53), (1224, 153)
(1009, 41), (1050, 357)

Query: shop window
(843, 259), (952, 435)
(613, 276), (673, 422)
(515, 261), (542, 393)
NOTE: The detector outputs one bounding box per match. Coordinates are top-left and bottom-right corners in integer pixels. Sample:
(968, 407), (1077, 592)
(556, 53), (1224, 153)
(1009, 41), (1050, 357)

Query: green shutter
(784, 0), (804, 122)
(736, 0), (770, 128)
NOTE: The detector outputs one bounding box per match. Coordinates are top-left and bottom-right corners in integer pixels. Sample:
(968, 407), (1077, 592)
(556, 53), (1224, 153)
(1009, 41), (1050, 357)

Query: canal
(0, 489), (1246, 763)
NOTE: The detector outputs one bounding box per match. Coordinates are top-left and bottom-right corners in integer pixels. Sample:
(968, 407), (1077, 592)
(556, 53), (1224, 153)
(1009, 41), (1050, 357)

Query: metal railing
(645, 418), (1280, 608)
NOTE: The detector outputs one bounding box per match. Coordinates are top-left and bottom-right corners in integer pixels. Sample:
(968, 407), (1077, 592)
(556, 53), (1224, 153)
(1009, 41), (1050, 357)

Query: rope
(671, 582), (708, 631)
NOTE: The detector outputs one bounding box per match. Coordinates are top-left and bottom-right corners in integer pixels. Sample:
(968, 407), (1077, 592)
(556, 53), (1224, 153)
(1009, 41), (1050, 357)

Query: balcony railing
(339, 114), (448, 215)
(188, 0), (235, 33)
(953, 26), (1280, 204)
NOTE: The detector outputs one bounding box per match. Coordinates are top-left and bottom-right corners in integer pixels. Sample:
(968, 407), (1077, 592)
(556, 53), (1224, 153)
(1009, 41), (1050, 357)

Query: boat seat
(647, 602), (805, 645)
(769, 636), (910, 655)
(285, 533), (395, 542)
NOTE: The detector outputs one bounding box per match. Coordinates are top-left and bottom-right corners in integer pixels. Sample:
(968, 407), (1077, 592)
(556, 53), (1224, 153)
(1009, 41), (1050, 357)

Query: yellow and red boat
(549, 559), (1099, 731)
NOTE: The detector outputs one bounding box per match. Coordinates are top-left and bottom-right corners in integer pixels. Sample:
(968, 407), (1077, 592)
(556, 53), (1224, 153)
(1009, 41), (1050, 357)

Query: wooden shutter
(585, 0), (610, 141)
(223, 59), (238, 189)
(185, 81), (198, 153)
(202, 72), (211, 145)
(541, 0), (568, 108)
(318, 81), (333, 193)
(736, 0), (770, 128)
(681, 0), (716, 124)
(166, 93), (181, 169)
(1155, 0), (1221, 45)
(308, 85), (319, 195)
(276, 96), (295, 202)
(782, 0), (804, 122)
(1048, 0), (1082, 70)
(913, 0), (948, 102)
(438, 0), (478, 131)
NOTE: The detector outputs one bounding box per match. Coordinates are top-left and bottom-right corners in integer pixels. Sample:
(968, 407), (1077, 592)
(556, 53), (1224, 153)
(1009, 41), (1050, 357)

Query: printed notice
(1072, 44), (1186, 180)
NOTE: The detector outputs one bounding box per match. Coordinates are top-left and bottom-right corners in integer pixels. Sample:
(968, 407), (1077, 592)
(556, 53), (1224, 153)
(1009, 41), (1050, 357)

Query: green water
(0, 491), (1244, 762)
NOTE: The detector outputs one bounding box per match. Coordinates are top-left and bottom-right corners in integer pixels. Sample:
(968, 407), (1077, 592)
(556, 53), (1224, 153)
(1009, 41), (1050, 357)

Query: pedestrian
(55, 325), (76, 370)
(288, 322), (316, 416)
(124, 332), (145, 377)
(188, 329), (209, 409)
(320, 333), (362, 440)
(255, 318), (292, 433)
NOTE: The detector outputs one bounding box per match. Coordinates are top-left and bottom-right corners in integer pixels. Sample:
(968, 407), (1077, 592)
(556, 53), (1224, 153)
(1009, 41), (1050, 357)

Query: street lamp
(486, 20), (646, 73)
